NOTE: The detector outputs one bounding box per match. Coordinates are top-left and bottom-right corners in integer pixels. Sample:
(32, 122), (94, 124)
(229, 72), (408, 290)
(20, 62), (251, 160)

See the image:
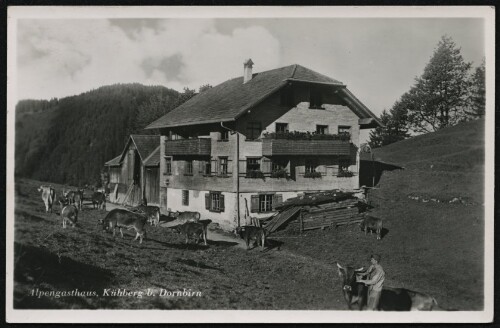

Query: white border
(6, 5), (495, 323)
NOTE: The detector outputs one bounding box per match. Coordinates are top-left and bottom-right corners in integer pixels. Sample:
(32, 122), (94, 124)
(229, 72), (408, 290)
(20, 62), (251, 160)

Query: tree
(368, 102), (410, 148)
(199, 84), (213, 93)
(466, 59), (485, 118)
(405, 35), (472, 133)
(135, 94), (175, 132)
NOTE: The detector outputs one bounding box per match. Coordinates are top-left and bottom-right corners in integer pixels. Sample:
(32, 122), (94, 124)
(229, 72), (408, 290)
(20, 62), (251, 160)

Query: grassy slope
(364, 119), (485, 309)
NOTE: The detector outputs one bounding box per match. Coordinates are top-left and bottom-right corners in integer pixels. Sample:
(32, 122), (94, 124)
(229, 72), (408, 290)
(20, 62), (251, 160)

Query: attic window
(309, 88), (324, 109)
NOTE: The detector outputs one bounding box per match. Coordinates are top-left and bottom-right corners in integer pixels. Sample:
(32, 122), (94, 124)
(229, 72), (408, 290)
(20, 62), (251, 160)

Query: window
(250, 194), (283, 213)
(339, 158), (350, 172)
(164, 157), (172, 175)
(246, 122), (262, 140)
(220, 130), (229, 141)
(184, 160), (193, 175)
(309, 88), (323, 109)
(205, 192), (225, 212)
(219, 157), (228, 176)
(275, 123), (289, 133)
(182, 190), (189, 206)
(305, 159), (317, 173)
(338, 126), (351, 135)
(246, 157), (262, 178)
(316, 125), (328, 135)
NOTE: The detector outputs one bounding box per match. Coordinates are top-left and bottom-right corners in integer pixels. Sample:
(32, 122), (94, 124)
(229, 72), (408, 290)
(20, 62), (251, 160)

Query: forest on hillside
(15, 83), (193, 187)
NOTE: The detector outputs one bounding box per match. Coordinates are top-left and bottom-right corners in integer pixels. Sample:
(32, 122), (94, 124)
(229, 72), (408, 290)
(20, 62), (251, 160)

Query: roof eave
(285, 78), (346, 87)
(338, 88), (383, 128)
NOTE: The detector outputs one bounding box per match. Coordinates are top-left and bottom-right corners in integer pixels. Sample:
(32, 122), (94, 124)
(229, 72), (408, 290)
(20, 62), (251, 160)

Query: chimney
(243, 59), (254, 84)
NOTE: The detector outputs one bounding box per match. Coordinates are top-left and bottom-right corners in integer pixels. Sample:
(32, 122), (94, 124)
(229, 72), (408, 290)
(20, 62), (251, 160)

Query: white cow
(38, 185), (55, 213)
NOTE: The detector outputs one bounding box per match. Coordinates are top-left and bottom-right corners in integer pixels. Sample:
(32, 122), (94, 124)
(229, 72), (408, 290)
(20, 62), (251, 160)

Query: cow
(38, 185), (55, 213)
(336, 262), (440, 311)
(59, 200), (78, 228)
(130, 205), (161, 227)
(62, 189), (75, 205)
(99, 209), (147, 244)
(92, 192), (106, 210)
(360, 214), (383, 240)
(172, 220), (211, 245)
(235, 225), (267, 251)
(171, 211), (201, 224)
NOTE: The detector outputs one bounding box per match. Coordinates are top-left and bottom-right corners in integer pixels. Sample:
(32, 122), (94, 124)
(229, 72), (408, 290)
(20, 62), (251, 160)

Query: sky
(16, 16), (485, 125)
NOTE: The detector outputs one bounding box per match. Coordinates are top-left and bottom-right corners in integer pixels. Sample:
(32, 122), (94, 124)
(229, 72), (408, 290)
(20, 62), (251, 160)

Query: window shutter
(205, 193), (210, 210)
(227, 159), (233, 174)
(273, 194), (283, 210)
(262, 157), (272, 174)
(220, 194), (225, 212)
(250, 195), (259, 213)
(211, 159), (218, 175)
(198, 161), (205, 174)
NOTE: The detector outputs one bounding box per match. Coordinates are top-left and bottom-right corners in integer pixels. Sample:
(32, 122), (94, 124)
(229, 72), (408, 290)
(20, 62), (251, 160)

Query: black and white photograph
(6, 6), (494, 323)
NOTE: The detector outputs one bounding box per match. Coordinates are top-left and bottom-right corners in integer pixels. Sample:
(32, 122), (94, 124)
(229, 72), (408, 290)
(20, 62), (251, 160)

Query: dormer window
(309, 88), (323, 109)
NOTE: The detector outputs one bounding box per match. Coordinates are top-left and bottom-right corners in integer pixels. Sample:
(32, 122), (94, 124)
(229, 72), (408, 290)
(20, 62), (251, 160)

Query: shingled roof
(143, 146), (160, 167)
(104, 155), (121, 167)
(145, 63), (381, 130)
(105, 135), (160, 167)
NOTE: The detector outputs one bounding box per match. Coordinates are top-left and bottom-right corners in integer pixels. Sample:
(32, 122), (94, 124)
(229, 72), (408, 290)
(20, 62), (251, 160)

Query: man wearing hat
(357, 254), (385, 310)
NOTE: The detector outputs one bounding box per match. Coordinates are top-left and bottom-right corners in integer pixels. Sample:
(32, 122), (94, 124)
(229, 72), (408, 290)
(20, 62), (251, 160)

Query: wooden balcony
(262, 138), (351, 156)
(165, 138), (211, 156)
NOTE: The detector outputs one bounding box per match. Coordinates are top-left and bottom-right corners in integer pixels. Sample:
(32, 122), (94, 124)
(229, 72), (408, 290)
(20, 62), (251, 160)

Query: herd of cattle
(35, 185), (441, 311)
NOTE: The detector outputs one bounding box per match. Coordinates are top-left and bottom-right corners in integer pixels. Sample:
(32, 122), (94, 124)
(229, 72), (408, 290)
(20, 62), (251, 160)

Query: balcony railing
(165, 138), (211, 156)
(262, 138), (351, 156)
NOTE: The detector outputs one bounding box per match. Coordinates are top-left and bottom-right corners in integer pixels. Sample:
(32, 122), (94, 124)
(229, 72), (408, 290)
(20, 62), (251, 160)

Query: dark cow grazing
(360, 214), (383, 240)
(131, 205), (160, 226)
(173, 220), (211, 245)
(172, 211), (201, 224)
(59, 201), (78, 228)
(100, 209), (147, 243)
(336, 262), (439, 311)
(235, 226), (267, 251)
(38, 185), (55, 213)
(92, 192), (106, 210)
(63, 189), (76, 205)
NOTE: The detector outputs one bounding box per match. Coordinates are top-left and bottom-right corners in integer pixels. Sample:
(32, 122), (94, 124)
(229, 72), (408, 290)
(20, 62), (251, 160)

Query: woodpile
(265, 190), (365, 233)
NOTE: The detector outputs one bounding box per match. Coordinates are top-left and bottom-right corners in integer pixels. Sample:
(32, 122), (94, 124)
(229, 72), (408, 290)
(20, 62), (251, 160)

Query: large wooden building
(104, 135), (160, 206)
(146, 60), (382, 230)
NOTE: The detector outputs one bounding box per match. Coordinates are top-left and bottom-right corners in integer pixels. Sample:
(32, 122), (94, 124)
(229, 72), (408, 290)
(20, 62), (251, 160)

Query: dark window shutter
(250, 195), (259, 213)
(273, 194), (283, 210)
(205, 193), (210, 210)
(220, 194), (225, 212)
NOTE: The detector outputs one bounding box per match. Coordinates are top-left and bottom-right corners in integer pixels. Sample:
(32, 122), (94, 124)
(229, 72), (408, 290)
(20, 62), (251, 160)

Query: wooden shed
(104, 135), (160, 206)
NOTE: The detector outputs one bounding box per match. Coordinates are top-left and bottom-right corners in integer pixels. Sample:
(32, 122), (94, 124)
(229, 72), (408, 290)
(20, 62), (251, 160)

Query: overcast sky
(17, 17), (484, 121)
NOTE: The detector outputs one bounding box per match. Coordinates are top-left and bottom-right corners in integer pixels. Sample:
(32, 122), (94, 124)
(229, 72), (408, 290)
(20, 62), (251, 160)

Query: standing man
(357, 254), (385, 310)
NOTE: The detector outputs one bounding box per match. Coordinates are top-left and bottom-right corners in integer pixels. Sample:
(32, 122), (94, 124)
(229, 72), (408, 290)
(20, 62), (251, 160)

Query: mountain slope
(15, 84), (180, 186)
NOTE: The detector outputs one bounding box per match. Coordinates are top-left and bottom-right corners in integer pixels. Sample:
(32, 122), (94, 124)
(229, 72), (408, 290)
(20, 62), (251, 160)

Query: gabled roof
(104, 155), (121, 167)
(146, 64), (381, 130)
(144, 146), (160, 167)
(105, 135), (160, 167)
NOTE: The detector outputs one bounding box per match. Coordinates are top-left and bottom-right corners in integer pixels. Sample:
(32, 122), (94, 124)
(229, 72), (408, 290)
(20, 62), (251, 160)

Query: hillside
(15, 84), (180, 186)
(370, 118), (485, 204)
